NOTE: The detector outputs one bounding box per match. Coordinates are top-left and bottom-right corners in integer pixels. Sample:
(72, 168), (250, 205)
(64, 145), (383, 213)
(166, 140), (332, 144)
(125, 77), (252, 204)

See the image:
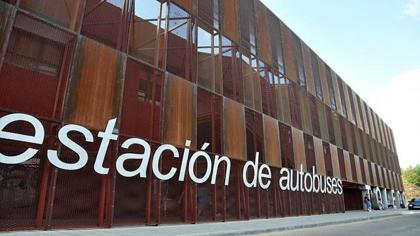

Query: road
(258, 211), (420, 236)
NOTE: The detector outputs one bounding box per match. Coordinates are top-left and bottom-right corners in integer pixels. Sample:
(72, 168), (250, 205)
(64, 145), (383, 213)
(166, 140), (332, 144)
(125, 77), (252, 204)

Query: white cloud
(369, 69), (420, 168)
(403, 0), (420, 18)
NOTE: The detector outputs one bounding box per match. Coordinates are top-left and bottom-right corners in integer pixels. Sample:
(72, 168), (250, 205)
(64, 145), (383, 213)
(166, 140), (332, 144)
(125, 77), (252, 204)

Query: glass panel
(197, 0), (220, 29)
(311, 51), (323, 100)
(293, 34), (305, 87)
(129, 0), (166, 67)
(239, 0), (256, 54)
(325, 65), (337, 110)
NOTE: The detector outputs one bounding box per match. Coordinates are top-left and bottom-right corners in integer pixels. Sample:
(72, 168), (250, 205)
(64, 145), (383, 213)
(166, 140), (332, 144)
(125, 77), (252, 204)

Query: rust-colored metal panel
(317, 100), (329, 142)
(297, 87), (313, 135)
(329, 144), (341, 178)
(354, 155), (362, 184)
(343, 120), (354, 154)
(354, 128), (364, 158)
(370, 162), (378, 186)
(172, 0), (193, 11)
(363, 158), (371, 185)
(331, 71), (343, 116)
(332, 112), (343, 149)
(275, 85), (292, 125)
(20, 0), (83, 30)
(0, 2), (13, 50)
(378, 166), (384, 188)
(163, 73), (197, 148)
(352, 90), (362, 130)
(67, 38), (121, 130)
(256, 1), (271, 65)
(341, 82), (354, 124)
(313, 136), (326, 175)
(263, 114), (281, 167)
(317, 59), (330, 106)
(280, 23), (298, 83)
(221, 0), (238, 41)
(292, 127), (306, 171)
(223, 97), (247, 161)
(304, 133), (316, 172)
(343, 150), (353, 182)
(359, 98), (369, 134)
(301, 42), (315, 96)
(337, 148), (347, 181)
(367, 107), (376, 139)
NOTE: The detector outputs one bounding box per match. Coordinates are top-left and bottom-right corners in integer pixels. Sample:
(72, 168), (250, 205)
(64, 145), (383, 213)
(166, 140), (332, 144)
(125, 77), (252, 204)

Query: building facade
(0, 0), (404, 231)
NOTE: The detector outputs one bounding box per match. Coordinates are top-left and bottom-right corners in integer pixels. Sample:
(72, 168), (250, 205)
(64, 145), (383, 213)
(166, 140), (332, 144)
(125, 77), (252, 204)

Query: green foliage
(402, 165), (420, 187)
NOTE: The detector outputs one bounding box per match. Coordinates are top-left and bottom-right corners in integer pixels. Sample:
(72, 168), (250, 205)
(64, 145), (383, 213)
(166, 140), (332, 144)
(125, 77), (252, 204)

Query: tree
(402, 165), (420, 187)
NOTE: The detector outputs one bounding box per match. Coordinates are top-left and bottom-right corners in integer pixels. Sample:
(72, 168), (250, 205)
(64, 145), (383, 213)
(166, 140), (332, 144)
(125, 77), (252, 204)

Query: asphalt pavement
(258, 211), (420, 236)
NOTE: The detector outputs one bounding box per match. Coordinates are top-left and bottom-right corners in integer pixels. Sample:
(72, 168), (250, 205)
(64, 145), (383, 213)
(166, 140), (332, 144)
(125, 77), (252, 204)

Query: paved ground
(258, 211), (420, 236)
(1, 209), (415, 236)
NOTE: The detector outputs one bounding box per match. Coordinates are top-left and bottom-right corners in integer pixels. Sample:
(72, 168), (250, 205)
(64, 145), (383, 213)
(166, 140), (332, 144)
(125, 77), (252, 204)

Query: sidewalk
(2, 209), (410, 236)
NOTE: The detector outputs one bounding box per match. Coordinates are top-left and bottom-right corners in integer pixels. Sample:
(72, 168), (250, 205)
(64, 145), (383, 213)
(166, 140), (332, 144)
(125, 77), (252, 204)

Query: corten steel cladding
(0, 0), (403, 232)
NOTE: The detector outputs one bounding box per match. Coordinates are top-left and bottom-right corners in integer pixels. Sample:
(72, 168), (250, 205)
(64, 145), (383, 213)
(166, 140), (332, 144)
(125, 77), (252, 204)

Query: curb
(193, 213), (404, 236)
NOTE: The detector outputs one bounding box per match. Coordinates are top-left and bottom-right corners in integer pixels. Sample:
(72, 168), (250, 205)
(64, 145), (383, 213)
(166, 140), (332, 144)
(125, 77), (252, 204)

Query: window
(197, 0), (220, 30)
(325, 66), (337, 110)
(337, 77), (347, 117)
(311, 51), (323, 100)
(269, 16), (285, 75)
(239, 0), (257, 54)
(292, 34), (306, 87)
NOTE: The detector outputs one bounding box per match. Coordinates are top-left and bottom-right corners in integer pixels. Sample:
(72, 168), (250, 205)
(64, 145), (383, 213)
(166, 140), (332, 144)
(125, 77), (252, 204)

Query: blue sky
(261, 0), (420, 168)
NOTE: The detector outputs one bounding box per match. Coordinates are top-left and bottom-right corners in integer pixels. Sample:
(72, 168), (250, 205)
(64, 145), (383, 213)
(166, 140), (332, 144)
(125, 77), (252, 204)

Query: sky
(261, 0), (420, 168)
